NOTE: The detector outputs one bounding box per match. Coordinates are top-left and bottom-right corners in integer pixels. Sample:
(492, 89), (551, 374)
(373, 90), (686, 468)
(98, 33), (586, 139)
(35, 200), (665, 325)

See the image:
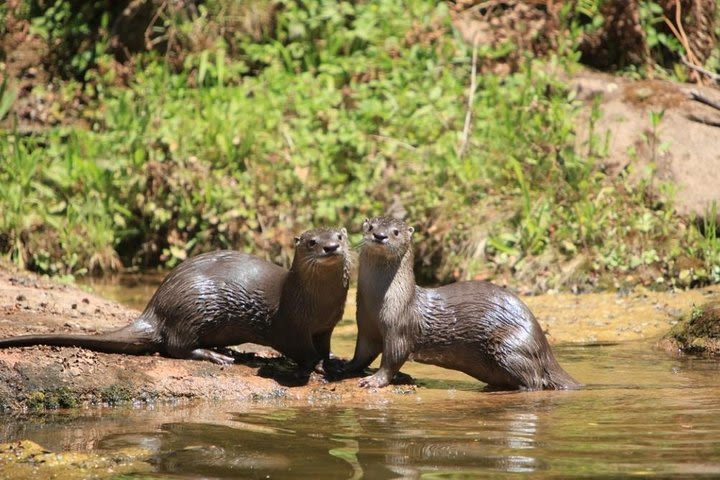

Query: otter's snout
(372, 232), (388, 242)
(323, 243), (340, 254)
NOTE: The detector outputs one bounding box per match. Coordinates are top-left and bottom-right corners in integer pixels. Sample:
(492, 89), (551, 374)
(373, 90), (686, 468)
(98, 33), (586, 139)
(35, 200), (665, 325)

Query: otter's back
(143, 251), (287, 350)
(413, 281), (552, 387)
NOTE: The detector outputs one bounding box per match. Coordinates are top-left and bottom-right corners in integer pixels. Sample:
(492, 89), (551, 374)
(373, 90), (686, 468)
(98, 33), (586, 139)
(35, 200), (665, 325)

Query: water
(2, 278), (720, 478)
(3, 343), (720, 478)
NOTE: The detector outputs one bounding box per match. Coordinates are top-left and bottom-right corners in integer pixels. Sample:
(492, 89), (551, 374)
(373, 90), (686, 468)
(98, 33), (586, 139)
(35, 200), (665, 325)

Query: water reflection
(113, 394), (574, 479)
(344, 406), (546, 478)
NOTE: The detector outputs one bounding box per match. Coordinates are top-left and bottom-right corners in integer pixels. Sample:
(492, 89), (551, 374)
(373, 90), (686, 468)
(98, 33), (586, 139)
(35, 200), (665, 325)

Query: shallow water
(2, 278), (720, 478)
(3, 342), (720, 478)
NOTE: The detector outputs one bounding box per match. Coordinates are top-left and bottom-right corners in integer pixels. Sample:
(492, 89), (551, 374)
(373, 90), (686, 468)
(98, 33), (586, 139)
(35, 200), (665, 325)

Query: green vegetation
(25, 387), (79, 411)
(100, 384), (134, 406)
(0, 0), (719, 291)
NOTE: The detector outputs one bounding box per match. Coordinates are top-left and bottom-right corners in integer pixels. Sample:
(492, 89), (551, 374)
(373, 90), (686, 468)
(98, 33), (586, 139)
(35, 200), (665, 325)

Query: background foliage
(0, 0), (719, 291)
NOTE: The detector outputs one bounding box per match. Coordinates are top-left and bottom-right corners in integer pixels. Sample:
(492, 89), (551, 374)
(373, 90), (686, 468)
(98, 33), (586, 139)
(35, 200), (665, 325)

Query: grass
(0, 0), (718, 291)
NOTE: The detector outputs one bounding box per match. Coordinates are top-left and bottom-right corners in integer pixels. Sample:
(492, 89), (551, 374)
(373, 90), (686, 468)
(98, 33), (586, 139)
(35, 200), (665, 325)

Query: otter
(344, 216), (579, 391)
(0, 228), (351, 368)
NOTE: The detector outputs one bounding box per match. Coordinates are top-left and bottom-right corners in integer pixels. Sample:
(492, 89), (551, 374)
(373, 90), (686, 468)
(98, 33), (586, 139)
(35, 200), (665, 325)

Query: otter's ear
(341, 227), (347, 236)
(294, 236), (301, 246)
(408, 227), (414, 235)
(362, 218), (370, 229)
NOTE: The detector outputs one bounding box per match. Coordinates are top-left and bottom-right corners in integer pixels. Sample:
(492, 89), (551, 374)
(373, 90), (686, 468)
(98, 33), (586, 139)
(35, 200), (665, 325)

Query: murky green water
(2, 278), (720, 478)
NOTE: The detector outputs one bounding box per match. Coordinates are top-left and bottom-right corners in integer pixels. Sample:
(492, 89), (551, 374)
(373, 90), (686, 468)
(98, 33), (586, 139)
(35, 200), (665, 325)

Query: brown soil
(570, 70), (720, 220)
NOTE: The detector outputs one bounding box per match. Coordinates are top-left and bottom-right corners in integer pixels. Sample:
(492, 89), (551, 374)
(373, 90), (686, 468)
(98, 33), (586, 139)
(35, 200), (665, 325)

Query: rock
(660, 300), (720, 355)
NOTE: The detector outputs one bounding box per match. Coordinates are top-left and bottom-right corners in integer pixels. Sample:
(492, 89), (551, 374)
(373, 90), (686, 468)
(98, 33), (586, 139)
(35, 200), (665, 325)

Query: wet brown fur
(346, 216), (579, 391)
(0, 228), (351, 367)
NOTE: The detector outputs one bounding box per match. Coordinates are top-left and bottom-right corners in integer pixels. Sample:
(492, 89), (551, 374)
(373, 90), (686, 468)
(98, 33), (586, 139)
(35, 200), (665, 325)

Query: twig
(673, 0), (700, 67)
(145, 0), (167, 50)
(458, 38), (479, 159)
(681, 56), (720, 84)
(662, 0), (703, 81)
(689, 90), (720, 112)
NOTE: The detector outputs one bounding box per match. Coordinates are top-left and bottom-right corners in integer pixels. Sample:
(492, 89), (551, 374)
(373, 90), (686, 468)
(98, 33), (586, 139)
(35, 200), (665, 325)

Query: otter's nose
(323, 243), (340, 254)
(373, 232), (388, 242)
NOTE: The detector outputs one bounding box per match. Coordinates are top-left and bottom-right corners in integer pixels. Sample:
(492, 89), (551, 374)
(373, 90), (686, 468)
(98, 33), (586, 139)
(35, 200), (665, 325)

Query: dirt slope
(572, 71), (720, 220)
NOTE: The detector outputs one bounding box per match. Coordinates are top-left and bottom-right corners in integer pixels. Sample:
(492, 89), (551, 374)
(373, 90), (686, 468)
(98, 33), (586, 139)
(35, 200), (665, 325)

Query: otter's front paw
(312, 359), (327, 375)
(359, 373), (390, 388)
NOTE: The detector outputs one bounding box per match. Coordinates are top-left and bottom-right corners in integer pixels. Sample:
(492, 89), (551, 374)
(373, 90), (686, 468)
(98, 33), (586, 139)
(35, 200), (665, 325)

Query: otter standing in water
(345, 216), (578, 391)
(0, 228), (351, 368)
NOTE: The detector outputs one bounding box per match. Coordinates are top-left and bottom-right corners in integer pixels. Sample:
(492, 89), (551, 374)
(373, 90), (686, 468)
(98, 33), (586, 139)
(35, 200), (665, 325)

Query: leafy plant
(0, 77), (17, 121)
(1, 0), (718, 292)
(638, 0), (685, 68)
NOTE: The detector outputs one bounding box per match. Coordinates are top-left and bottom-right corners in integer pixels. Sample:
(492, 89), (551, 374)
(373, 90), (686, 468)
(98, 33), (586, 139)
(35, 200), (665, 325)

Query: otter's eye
(308, 240), (317, 247)
(337, 233), (343, 240)
(367, 224), (374, 232)
(393, 229), (400, 236)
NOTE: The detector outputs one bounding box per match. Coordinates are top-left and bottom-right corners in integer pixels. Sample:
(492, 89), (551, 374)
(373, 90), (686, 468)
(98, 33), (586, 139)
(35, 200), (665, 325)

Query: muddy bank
(0, 265), (718, 412)
(570, 71), (720, 221)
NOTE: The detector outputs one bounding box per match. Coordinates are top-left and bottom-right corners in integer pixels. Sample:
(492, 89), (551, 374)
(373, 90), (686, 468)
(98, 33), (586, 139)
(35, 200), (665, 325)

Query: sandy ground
(0, 264), (718, 413)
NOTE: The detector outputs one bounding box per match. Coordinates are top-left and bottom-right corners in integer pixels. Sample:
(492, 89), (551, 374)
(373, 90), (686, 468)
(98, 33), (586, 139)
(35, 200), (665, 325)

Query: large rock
(0, 265), (407, 413)
(661, 300), (720, 354)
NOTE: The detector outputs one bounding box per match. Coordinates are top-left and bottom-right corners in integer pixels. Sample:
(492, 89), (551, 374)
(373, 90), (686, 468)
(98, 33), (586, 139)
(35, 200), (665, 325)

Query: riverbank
(1, 264), (718, 413)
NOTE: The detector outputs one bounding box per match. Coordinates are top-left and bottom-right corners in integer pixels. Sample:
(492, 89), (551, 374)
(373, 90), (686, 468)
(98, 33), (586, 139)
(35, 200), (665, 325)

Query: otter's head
(293, 227), (351, 287)
(361, 216), (414, 261)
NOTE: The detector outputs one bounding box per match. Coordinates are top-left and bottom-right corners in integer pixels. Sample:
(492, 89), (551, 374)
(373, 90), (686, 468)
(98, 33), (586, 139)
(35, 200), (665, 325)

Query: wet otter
(345, 216), (579, 390)
(0, 228), (351, 368)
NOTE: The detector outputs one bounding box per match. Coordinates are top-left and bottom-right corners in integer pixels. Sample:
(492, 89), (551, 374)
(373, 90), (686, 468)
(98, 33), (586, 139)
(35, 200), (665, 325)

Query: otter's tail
(0, 323), (158, 356)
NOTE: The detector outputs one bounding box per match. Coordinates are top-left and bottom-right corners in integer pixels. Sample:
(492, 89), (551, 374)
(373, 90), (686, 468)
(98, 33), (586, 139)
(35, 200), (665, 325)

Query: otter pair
(0, 228), (351, 371)
(0, 218), (578, 391)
